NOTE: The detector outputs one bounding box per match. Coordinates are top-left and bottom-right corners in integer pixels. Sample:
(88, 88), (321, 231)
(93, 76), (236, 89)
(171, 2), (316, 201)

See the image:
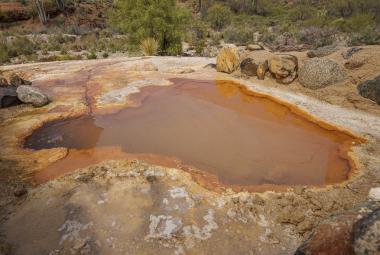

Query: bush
(139, 37), (159, 56)
(349, 26), (380, 46)
(206, 3), (232, 31)
(109, 0), (190, 55)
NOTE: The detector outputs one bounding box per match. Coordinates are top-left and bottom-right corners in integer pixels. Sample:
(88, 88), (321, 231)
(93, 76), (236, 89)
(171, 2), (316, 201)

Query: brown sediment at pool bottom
(25, 79), (364, 192)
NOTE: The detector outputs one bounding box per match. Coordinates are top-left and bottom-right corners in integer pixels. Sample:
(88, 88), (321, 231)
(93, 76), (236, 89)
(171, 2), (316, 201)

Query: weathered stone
(0, 86), (22, 108)
(368, 187), (380, 201)
(0, 76), (9, 87)
(342, 47), (362, 59)
(10, 73), (32, 87)
(294, 202), (380, 255)
(299, 58), (347, 89)
(268, 54), (298, 84)
(14, 186), (27, 197)
(353, 207), (380, 255)
(246, 44), (263, 51)
(216, 45), (240, 74)
(257, 61), (269, 80)
(345, 58), (366, 69)
(16, 85), (49, 107)
(240, 58), (258, 76)
(357, 75), (380, 105)
(307, 45), (338, 58)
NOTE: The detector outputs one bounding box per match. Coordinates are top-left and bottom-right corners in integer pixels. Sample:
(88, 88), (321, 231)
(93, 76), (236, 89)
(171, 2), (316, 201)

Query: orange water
(25, 79), (358, 189)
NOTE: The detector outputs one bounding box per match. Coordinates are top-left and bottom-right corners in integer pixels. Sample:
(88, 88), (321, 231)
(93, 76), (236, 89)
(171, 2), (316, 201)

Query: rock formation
(268, 54), (298, 84)
(16, 85), (49, 107)
(216, 45), (240, 74)
(357, 75), (380, 105)
(298, 58), (347, 89)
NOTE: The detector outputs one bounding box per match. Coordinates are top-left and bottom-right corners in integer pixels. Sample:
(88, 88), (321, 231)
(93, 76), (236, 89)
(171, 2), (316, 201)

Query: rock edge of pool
(0, 55), (379, 255)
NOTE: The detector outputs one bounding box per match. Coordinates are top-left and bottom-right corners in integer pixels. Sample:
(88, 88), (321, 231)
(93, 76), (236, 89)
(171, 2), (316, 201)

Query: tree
(109, 0), (190, 55)
(206, 3), (232, 31)
(34, 0), (48, 25)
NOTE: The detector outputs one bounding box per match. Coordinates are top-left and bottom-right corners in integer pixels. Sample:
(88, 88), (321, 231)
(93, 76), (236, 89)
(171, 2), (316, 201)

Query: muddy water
(25, 79), (358, 189)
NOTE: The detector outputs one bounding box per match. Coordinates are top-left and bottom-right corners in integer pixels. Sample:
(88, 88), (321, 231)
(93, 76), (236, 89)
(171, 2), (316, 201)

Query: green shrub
(206, 3), (232, 31)
(109, 0), (190, 55)
(86, 52), (97, 59)
(349, 26), (380, 46)
(139, 37), (159, 56)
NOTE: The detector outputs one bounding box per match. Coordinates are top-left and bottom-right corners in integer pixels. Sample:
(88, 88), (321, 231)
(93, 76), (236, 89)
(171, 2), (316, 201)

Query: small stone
(257, 61), (269, 80)
(14, 186), (27, 197)
(368, 187), (380, 201)
(353, 207), (380, 255)
(246, 44), (263, 51)
(342, 47), (362, 59)
(307, 45), (338, 58)
(0, 77), (9, 87)
(146, 175), (157, 183)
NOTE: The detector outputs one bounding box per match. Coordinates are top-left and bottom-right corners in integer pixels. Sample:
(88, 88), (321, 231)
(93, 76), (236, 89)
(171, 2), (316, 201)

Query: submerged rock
(357, 75), (380, 105)
(298, 58), (347, 89)
(16, 85), (49, 107)
(216, 45), (240, 74)
(268, 54), (298, 84)
(240, 58), (258, 76)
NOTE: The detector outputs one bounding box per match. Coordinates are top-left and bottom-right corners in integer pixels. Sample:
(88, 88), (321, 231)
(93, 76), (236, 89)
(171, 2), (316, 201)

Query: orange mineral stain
(25, 79), (361, 191)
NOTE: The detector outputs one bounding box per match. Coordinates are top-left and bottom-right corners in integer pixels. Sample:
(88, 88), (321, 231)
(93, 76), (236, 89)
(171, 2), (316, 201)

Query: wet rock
(307, 45), (338, 58)
(10, 73), (32, 87)
(0, 76), (9, 87)
(246, 44), (263, 51)
(257, 61), (269, 80)
(0, 86), (22, 108)
(357, 75), (380, 105)
(298, 58), (347, 89)
(353, 207), (380, 255)
(216, 45), (240, 74)
(240, 58), (258, 76)
(342, 47), (362, 59)
(268, 54), (298, 84)
(13, 186), (27, 197)
(16, 85), (49, 107)
(368, 187), (380, 201)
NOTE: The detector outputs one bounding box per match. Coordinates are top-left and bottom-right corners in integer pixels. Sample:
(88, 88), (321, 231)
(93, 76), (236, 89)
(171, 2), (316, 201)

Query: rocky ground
(0, 46), (379, 254)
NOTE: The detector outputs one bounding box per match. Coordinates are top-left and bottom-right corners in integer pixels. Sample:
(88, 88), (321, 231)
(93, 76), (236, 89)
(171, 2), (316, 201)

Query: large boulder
(298, 58), (347, 89)
(307, 45), (338, 58)
(216, 45), (240, 74)
(16, 85), (49, 107)
(294, 202), (380, 255)
(10, 73), (32, 87)
(268, 54), (298, 84)
(240, 58), (258, 76)
(357, 75), (380, 105)
(353, 207), (380, 255)
(0, 86), (22, 108)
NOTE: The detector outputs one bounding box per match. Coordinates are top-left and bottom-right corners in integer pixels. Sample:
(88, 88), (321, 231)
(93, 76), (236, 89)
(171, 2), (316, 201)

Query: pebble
(368, 187), (380, 201)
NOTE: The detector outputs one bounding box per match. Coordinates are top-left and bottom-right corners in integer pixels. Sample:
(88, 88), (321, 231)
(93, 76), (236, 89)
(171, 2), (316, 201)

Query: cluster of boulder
(216, 45), (348, 89)
(0, 73), (49, 108)
(215, 45), (380, 105)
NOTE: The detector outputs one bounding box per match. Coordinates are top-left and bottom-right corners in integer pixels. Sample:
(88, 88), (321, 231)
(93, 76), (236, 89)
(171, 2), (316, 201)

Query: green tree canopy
(109, 0), (190, 55)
